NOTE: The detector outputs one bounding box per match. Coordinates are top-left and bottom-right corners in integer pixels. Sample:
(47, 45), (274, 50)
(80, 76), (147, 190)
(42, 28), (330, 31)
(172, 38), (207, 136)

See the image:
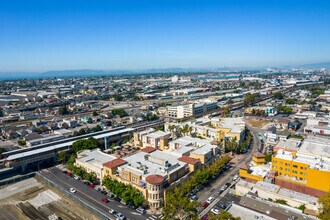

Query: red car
(201, 202), (209, 209)
(102, 198), (109, 203)
(66, 172), (72, 177)
(88, 183), (95, 188)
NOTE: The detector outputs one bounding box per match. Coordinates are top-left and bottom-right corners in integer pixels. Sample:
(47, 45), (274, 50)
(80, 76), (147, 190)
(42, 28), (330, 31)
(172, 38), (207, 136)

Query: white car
(211, 208), (220, 215)
(207, 196), (215, 204)
(114, 212), (126, 220)
(73, 175), (79, 180)
(109, 209), (115, 214)
(136, 207), (146, 214)
(69, 188), (76, 193)
(220, 185), (227, 191)
(233, 175), (239, 181)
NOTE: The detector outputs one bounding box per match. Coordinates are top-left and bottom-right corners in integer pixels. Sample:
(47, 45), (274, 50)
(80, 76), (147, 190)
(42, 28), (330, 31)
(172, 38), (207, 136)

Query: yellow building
(271, 149), (330, 197)
(252, 152), (266, 165)
(239, 153), (273, 183)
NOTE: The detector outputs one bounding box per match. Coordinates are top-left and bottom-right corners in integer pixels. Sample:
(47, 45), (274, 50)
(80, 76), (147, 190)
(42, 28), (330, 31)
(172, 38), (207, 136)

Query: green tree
(72, 166), (86, 178)
(285, 98), (297, 105)
(163, 155), (231, 219)
(58, 105), (69, 115)
(92, 110), (98, 116)
(273, 92), (284, 100)
(58, 150), (67, 164)
(18, 140), (26, 146)
(85, 172), (97, 183)
(67, 154), (77, 171)
(72, 137), (99, 153)
(243, 93), (260, 106)
(319, 192), (330, 220)
(111, 108), (128, 118)
(223, 106), (230, 117)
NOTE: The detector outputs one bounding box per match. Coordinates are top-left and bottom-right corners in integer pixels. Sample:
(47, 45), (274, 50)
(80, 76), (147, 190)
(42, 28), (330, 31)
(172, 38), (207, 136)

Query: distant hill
(297, 62), (330, 69)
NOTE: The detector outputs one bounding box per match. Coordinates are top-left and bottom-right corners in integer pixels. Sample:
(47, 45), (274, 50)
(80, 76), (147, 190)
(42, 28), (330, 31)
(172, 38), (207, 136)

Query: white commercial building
(167, 98), (218, 119)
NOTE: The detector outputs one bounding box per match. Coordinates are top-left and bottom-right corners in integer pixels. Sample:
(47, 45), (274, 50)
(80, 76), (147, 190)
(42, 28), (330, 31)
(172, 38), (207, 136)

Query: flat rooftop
(76, 149), (116, 169)
(299, 137), (330, 158)
(144, 130), (170, 139)
(274, 149), (330, 171)
(254, 181), (280, 193)
(275, 138), (302, 151)
(119, 150), (186, 181)
(248, 164), (270, 178)
(228, 203), (276, 220)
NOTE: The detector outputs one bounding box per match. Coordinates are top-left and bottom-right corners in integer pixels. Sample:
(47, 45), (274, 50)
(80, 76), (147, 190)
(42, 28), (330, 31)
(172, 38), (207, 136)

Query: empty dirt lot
(0, 177), (100, 220)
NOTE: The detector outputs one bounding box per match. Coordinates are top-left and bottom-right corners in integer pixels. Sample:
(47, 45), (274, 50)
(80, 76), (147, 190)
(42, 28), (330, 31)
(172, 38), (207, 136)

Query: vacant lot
(246, 119), (269, 129)
(0, 177), (100, 220)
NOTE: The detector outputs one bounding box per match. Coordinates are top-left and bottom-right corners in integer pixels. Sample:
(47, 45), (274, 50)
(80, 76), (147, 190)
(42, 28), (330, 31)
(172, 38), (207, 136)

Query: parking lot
(39, 166), (159, 220)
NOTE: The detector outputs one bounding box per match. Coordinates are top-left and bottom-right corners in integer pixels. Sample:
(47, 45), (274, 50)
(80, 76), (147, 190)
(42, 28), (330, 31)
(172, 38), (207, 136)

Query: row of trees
(250, 109), (267, 117)
(72, 137), (99, 153)
(102, 176), (145, 207)
(243, 93), (260, 106)
(111, 108), (128, 118)
(276, 104), (293, 114)
(66, 154), (97, 183)
(145, 113), (159, 121)
(163, 155), (232, 219)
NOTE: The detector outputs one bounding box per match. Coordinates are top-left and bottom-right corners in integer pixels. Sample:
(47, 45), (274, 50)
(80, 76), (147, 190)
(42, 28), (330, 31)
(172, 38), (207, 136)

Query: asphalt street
(196, 122), (260, 218)
(39, 167), (159, 220)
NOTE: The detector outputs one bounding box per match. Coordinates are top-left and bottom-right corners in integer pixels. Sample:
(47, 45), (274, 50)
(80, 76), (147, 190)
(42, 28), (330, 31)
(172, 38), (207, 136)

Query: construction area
(0, 177), (100, 220)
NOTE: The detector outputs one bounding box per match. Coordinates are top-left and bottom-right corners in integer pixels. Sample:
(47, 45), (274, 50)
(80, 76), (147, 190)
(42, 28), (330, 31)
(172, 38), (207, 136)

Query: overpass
(0, 119), (165, 174)
(0, 127), (134, 173)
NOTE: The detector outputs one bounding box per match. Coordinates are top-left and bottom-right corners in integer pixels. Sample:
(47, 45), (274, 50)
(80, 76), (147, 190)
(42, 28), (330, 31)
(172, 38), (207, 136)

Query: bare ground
(0, 178), (100, 220)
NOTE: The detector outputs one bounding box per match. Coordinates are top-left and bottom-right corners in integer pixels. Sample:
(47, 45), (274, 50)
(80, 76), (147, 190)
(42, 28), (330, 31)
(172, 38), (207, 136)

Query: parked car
(107, 192), (115, 198)
(88, 183), (95, 188)
(62, 170), (67, 174)
(114, 212), (126, 220)
(69, 188), (76, 193)
(109, 209), (116, 214)
(120, 200), (127, 206)
(206, 197), (215, 204)
(66, 172), (72, 177)
(136, 207), (146, 214)
(201, 202), (209, 209)
(114, 197), (121, 202)
(211, 208), (220, 215)
(232, 175), (239, 181)
(102, 198), (109, 203)
(73, 175), (79, 180)
(190, 195), (198, 202)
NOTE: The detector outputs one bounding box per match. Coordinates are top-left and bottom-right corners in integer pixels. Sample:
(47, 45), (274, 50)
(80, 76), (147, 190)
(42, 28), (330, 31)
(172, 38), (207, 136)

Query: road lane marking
(42, 171), (114, 218)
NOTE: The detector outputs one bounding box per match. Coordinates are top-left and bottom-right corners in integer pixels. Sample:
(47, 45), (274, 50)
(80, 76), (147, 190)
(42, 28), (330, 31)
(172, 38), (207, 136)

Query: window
(280, 162), (283, 165)
(293, 165), (298, 168)
(300, 166), (304, 169)
(292, 170), (297, 174)
(132, 176), (139, 183)
(285, 163), (290, 167)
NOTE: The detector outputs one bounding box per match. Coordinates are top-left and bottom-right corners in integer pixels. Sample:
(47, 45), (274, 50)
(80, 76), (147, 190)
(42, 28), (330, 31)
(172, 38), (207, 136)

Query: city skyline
(1, 0), (330, 72)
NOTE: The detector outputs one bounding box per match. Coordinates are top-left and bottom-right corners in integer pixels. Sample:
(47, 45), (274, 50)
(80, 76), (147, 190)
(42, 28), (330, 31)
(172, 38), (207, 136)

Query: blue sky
(0, 0), (330, 72)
